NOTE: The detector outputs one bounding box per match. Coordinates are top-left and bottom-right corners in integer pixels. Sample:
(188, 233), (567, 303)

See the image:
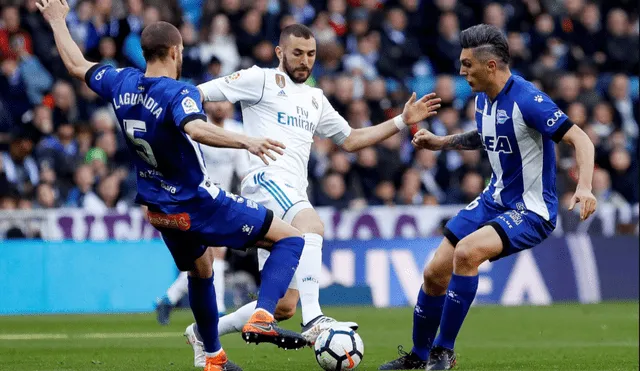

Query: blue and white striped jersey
(475, 75), (573, 224)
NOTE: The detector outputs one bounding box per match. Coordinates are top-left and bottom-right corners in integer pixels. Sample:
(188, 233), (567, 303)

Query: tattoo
(444, 130), (483, 150)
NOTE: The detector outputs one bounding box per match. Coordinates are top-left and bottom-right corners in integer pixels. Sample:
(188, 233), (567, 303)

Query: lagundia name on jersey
(113, 91), (164, 118)
(199, 66), (351, 186)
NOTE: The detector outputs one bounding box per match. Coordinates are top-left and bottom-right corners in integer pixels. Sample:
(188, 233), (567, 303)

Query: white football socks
(166, 271), (189, 305)
(217, 301), (256, 336)
(213, 259), (226, 313)
(298, 233), (324, 325)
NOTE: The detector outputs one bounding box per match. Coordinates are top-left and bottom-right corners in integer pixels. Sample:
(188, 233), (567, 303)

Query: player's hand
(401, 92), (441, 126)
(246, 138), (286, 165)
(412, 128), (442, 150)
(568, 186), (597, 221)
(36, 0), (70, 23)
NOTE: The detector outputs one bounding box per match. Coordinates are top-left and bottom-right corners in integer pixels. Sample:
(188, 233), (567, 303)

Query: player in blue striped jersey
(379, 24), (597, 370)
(38, 0), (308, 370)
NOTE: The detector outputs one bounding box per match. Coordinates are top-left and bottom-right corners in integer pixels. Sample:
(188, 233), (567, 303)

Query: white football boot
(184, 323), (206, 368)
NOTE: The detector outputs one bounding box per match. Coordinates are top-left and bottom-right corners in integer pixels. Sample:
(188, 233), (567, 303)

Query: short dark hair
(279, 24), (315, 45)
(141, 21), (182, 62)
(460, 24), (510, 66)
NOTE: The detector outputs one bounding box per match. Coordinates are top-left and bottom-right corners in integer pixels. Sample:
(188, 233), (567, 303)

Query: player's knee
(301, 220), (324, 237)
(453, 240), (480, 268)
(423, 265), (450, 294)
(190, 249), (214, 278)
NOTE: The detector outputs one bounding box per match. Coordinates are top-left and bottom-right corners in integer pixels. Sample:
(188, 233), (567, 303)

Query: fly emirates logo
(277, 106), (317, 134)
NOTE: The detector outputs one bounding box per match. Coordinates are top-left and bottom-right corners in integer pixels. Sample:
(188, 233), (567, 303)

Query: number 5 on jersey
(124, 119), (158, 167)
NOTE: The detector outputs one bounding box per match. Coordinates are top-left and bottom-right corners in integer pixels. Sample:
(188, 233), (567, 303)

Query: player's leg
(216, 250), (299, 337)
(428, 210), (554, 370)
(288, 207), (359, 343)
(240, 215), (307, 348)
(156, 271), (188, 325)
(158, 229), (240, 371)
(211, 173), (305, 341)
(194, 189), (306, 349)
(425, 226), (501, 370)
(380, 197), (486, 370)
(379, 239), (454, 370)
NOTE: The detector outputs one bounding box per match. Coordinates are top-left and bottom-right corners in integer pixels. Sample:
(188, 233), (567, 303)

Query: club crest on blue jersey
(496, 109), (510, 124)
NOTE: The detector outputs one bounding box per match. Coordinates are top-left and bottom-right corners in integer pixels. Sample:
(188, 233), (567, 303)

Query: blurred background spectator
(0, 0), (637, 234)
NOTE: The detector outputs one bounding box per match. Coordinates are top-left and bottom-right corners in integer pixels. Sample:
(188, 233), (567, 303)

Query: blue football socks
(188, 275), (221, 353)
(434, 274), (479, 350)
(256, 236), (304, 314)
(411, 288), (445, 360)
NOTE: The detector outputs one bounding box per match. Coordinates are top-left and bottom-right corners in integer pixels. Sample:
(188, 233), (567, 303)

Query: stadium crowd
(0, 0), (638, 217)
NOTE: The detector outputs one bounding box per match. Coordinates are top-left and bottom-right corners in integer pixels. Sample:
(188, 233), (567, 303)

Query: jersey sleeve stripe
(551, 119), (574, 143)
(179, 113), (207, 130)
(247, 69), (267, 107)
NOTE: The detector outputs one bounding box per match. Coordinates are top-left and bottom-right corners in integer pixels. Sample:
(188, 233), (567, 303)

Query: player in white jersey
(156, 101), (249, 327)
(183, 24), (441, 357)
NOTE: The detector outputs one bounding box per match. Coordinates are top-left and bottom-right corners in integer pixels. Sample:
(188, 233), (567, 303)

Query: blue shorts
(444, 195), (555, 261)
(148, 189), (273, 271)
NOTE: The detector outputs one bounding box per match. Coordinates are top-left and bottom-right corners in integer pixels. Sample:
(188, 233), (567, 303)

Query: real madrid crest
(224, 72), (241, 83)
(275, 74), (286, 89)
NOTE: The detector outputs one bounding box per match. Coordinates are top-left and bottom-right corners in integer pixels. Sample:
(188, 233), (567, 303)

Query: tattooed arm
(412, 129), (483, 151)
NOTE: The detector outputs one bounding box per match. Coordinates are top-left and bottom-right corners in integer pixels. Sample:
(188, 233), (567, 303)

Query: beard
(283, 54), (311, 84)
(176, 57), (183, 80)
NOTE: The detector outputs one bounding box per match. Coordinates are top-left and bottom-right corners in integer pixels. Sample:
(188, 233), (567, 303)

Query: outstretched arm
(412, 129), (483, 151)
(183, 119), (285, 165)
(37, 0), (96, 80)
(340, 93), (441, 152)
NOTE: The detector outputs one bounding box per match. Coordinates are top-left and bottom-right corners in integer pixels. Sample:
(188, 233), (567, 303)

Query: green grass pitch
(0, 302), (637, 371)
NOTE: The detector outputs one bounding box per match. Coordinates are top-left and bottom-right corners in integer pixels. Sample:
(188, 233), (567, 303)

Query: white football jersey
(199, 66), (352, 190)
(200, 119), (250, 192)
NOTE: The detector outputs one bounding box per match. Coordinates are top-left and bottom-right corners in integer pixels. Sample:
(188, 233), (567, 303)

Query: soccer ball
(313, 326), (364, 370)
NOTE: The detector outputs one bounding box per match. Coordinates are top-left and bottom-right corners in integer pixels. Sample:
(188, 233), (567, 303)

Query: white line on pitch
(80, 332), (182, 339)
(0, 332), (182, 341)
(0, 334), (69, 340)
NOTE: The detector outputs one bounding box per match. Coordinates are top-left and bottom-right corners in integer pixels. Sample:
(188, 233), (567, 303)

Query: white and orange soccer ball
(313, 325), (364, 371)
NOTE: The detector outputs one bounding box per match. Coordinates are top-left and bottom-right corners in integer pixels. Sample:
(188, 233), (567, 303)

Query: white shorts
(241, 170), (313, 290)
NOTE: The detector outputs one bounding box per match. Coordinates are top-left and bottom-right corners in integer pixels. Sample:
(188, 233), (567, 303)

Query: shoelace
(397, 345), (410, 358)
(315, 316), (334, 324)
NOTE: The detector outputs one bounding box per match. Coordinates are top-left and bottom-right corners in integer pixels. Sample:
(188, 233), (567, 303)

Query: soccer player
(379, 24), (597, 370)
(191, 22), (441, 351)
(38, 1), (308, 370)
(156, 101), (248, 327)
